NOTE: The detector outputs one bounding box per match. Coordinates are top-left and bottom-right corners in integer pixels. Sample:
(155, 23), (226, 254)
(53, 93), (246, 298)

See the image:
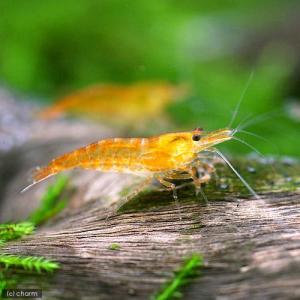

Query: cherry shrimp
(22, 73), (261, 201)
(38, 81), (188, 125)
(21, 127), (259, 200)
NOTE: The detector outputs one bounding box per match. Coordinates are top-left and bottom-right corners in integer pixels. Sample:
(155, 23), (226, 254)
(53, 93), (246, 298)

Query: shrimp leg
(158, 164), (213, 196)
(155, 174), (183, 220)
(155, 174), (179, 199)
(162, 164), (213, 203)
(188, 166), (209, 203)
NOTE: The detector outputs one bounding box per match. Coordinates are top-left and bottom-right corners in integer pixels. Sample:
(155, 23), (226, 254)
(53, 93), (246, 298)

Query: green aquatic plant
(0, 271), (16, 297)
(0, 177), (67, 294)
(0, 254), (59, 297)
(28, 175), (69, 226)
(0, 222), (35, 243)
(108, 243), (121, 251)
(153, 254), (203, 300)
(0, 254), (59, 273)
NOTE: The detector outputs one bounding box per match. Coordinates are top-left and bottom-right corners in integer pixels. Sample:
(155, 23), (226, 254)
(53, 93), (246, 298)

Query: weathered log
(1, 91), (300, 300)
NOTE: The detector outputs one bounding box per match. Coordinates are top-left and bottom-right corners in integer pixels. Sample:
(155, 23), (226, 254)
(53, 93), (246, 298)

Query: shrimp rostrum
(22, 127), (259, 200)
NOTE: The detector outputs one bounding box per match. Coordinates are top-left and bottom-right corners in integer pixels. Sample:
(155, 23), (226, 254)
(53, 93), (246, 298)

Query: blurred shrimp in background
(0, 2), (300, 299)
(0, 0), (300, 155)
(38, 81), (189, 131)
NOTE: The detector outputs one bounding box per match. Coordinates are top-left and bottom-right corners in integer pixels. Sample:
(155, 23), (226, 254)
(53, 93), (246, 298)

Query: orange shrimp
(38, 81), (188, 125)
(21, 127), (259, 200)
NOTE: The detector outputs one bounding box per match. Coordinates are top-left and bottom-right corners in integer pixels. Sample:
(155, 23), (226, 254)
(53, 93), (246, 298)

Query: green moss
(0, 271), (16, 297)
(205, 156), (300, 196)
(153, 254), (204, 300)
(0, 175), (67, 294)
(117, 187), (168, 214)
(27, 175), (69, 226)
(0, 222), (34, 243)
(0, 254), (59, 296)
(0, 254), (59, 273)
(0, 254), (59, 298)
(117, 156), (300, 214)
(108, 243), (121, 251)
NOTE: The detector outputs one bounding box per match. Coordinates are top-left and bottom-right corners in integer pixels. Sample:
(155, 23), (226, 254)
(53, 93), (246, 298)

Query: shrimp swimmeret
(22, 127), (259, 200)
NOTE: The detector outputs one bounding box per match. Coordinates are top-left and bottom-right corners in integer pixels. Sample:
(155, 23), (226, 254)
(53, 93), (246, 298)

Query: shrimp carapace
(22, 128), (234, 192)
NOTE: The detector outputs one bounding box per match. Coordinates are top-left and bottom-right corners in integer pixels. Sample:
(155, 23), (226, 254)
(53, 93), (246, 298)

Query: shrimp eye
(192, 134), (201, 141)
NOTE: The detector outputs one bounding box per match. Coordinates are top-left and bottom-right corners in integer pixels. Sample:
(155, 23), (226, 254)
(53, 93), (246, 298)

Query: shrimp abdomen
(30, 138), (147, 185)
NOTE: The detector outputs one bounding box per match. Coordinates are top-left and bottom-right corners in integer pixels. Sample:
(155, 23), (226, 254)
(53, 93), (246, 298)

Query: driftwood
(1, 90), (300, 300)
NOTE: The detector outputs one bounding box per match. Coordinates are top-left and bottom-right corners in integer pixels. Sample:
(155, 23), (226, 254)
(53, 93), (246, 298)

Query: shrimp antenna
(237, 129), (279, 154)
(21, 181), (39, 193)
(237, 129), (270, 143)
(236, 110), (281, 132)
(228, 71), (255, 129)
(214, 148), (260, 200)
(231, 136), (264, 158)
(20, 173), (54, 193)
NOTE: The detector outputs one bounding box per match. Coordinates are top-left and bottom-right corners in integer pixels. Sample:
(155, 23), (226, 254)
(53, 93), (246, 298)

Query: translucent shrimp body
(23, 128), (233, 192)
(38, 82), (187, 123)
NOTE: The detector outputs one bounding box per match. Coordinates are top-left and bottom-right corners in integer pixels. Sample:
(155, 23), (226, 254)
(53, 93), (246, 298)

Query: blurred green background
(0, 0), (299, 156)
